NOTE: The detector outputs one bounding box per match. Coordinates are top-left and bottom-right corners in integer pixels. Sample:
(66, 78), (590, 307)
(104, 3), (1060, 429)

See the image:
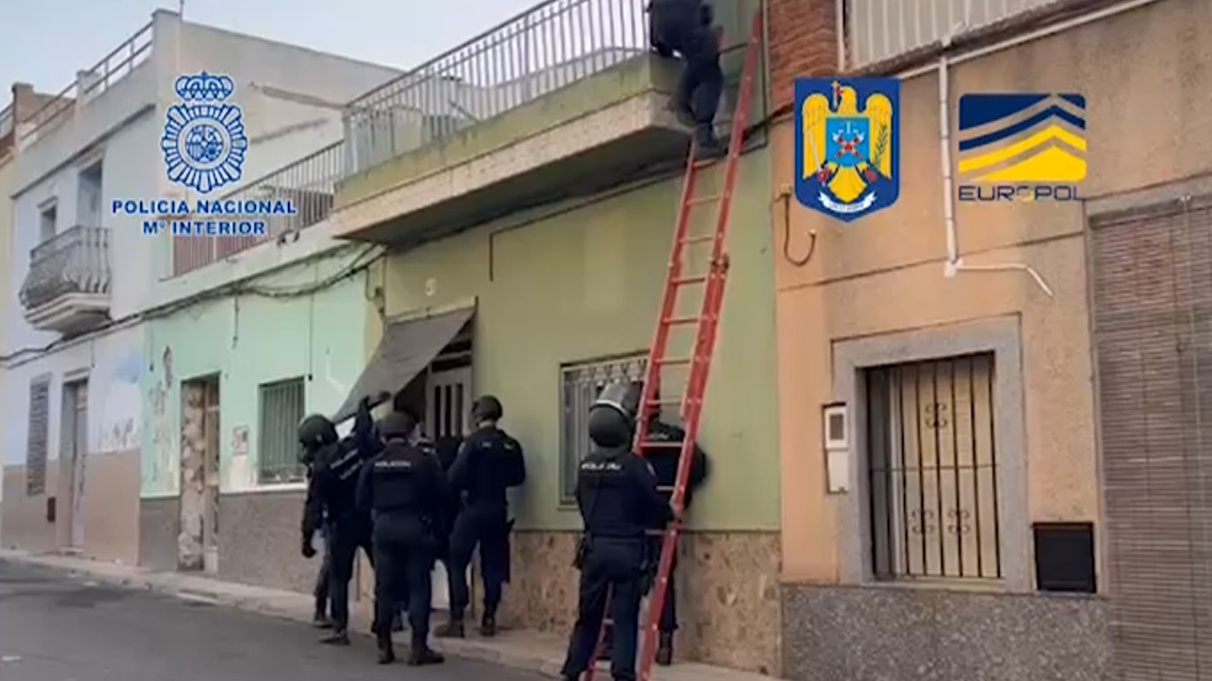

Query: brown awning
(332, 306), (473, 423)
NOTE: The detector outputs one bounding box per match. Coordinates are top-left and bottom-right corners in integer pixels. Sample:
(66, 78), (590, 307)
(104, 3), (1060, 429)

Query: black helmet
(298, 414), (338, 449)
(587, 381), (642, 449)
(472, 395), (503, 422)
(378, 411), (417, 441)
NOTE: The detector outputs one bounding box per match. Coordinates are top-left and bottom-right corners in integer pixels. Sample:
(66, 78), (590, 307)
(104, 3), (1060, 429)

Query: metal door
(70, 383), (88, 549)
(426, 366), (473, 610)
(202, 381), (220, 574)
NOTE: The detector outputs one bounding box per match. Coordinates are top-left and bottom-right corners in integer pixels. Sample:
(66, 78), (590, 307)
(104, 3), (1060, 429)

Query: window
(257, 377), (306, 484)
(39, 202), (57, 243)
(25, 379), (51, 496)
(558, 353), (647, 503)
(865, 353), (1001, 581)
(77, 161), (103, 226)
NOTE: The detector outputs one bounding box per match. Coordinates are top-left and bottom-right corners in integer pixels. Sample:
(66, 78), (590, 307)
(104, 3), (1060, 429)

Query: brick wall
(767, 0), (839, 112)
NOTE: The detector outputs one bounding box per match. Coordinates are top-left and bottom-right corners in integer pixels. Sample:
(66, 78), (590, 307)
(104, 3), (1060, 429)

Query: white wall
(0, 153), (14, 511)
(1, 324), (143, 470)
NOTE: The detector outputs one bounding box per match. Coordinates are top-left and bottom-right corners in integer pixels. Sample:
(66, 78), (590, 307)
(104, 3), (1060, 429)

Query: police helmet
(298, 414), (338, 449)
(472, 395), (504, 422)
(378, 411), (417, 441)
(592, 381), (642, 422)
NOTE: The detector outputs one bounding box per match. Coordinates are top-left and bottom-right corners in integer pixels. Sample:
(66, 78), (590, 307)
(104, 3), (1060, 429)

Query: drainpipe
(935, 37), (1054, 297)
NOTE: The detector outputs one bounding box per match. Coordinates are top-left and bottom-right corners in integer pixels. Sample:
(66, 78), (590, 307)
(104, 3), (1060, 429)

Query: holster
(573, 533), (591, 570)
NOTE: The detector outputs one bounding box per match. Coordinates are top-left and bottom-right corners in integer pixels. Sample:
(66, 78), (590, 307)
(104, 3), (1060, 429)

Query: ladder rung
(646, 398), (682, 406)
(681, 234), (716, 245)
(653, 356), (691, 366)
(692, 157), (721, 170)
(657, 485), (677, 491)
(670, 275), (706, 285)
(687, 193), (723, 205)
(661, 315), (699, 325)
(643, 443), (681, 450)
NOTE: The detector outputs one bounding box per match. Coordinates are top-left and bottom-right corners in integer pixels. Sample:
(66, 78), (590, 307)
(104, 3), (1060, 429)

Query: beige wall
(772, 0), (1212, 587)
(0, 150), (12, 537)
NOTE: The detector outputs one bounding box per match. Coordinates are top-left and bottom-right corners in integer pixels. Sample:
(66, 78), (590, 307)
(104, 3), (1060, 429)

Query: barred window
(258, 377), (306, 484)
(559, 353), (647, 504)
(25, 378), (51, 496)
(865, 353), (1002, 581)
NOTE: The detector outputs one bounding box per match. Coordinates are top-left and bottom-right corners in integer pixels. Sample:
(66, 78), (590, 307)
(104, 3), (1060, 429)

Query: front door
(202, 380), (220, 574)
(62, 381), (89, 551)
(426, 366), (473, 611)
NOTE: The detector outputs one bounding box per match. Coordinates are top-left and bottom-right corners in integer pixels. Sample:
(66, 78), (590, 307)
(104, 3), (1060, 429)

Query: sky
(0, 0), (542, 105)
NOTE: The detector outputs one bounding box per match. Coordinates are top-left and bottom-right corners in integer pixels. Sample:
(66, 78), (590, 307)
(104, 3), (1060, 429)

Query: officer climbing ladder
(583, 8), (765, 681)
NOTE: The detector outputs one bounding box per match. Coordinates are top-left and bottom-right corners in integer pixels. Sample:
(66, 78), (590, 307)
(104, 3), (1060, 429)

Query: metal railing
(845, 0), (1059, 68)
(19, 226), (112, 310)
(344, 0), (650, 176)
(172, 141), (345, 277)
(20, 20), (154, 143)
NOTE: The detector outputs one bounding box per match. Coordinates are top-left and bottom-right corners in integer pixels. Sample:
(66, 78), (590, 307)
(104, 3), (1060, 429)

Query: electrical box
(823, 403), (849, 494)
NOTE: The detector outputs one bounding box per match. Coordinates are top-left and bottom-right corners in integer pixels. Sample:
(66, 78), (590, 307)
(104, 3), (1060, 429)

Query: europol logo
(956, 92), (1086, 203)
(161, 71), (248, 194)
(794, 77), (900, 222)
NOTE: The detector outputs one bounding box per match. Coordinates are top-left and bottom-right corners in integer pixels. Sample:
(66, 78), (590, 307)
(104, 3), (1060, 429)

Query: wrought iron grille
(559, 352), (647, 502)
(258, 378), (307, 484)
(865, 353), (1002, 580)
(25, 379), (51, 497)
(19, 225), (112, 310)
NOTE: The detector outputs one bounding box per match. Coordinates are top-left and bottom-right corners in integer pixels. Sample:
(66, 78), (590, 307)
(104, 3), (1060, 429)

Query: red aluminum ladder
(583, 8), (764, 681)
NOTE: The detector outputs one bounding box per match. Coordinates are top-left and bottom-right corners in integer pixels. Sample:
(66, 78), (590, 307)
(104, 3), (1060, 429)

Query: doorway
(426, 337), (474, 612)
(179, 376), (220, 573)
(60, 379), (88, 553)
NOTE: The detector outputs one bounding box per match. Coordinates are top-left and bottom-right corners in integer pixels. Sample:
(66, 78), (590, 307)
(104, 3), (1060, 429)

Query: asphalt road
(0, 559), (550, 681)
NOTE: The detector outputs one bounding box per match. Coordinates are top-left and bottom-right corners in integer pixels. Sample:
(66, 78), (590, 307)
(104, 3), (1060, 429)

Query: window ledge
(225, 482), (308, 495)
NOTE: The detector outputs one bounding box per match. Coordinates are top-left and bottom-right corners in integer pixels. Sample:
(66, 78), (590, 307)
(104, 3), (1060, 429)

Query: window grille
(559, 353), (647, 503)
(865, 353), (1002, 580)
(25, 379), (51, 496)
(258, 377), (306, 484)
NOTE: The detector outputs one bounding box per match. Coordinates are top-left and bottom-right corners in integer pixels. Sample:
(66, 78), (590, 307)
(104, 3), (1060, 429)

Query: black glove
(301, 536), (316, 559)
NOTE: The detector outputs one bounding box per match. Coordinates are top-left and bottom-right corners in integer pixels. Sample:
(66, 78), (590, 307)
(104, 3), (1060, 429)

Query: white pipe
(835, 0), (847, 70)
(938, 51), (957, 265)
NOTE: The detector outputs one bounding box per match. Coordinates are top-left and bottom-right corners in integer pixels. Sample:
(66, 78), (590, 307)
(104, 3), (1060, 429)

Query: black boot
(435, 617), (465, 638)
(479, 613), (497, 637)
(311, 612), (334, 629)
(694, 123), (724, 160)
(656, 631), (674, 666)
(408, 646), (445, 666)
(376, 636), (395, 664)
(319, 629), (350, 646)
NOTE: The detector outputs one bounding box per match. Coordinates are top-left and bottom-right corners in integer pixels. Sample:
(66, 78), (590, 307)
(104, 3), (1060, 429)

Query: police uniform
(648, 0), (724, 154)
(560, 382), (674, 681)
(300, 406), (377, 644)
(356, 411), (447, 666)
(598, 415), (709, 665)
(438, 395), (526, 638)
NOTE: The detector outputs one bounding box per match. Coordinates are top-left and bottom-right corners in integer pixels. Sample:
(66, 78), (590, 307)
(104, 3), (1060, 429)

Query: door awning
(332, 306), (474, 423)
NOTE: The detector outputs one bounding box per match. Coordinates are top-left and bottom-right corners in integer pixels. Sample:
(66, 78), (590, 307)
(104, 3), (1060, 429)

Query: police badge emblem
(160, 71), (248, 194)
(794, 78), (900, 222)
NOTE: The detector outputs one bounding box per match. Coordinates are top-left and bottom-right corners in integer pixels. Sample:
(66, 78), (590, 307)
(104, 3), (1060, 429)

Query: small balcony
(332, 0), (763, 245)
(19, 226), (113, 336)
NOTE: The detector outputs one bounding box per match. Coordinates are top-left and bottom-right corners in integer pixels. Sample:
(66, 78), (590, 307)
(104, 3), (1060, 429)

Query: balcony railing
(343, 0), (650, 177)
(19, 226), (112, 311)
(19, 20), (153, 143)
(172, 140), (345, 277)
(845, 0), (1059, 68)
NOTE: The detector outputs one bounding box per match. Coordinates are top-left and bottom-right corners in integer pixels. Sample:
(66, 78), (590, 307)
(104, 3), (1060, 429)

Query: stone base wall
(1, 465), (58, 554)
(782, 583), (1110, 681)
(499, 530), (782, 675)
(139, 496), (180, 572)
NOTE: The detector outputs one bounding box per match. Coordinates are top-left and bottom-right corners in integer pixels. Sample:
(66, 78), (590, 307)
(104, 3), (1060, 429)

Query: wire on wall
(777, 190), (816, 267)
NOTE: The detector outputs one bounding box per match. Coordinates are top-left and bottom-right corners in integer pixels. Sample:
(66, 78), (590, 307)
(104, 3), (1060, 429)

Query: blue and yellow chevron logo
(957, 93), (1086, 183)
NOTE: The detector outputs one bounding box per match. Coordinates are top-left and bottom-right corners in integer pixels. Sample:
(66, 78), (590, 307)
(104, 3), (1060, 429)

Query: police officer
(437, 395), (526, 638)
(559, 382), (674, 681)
(597, 383), (709, 665)
(356, 411), (447, 666)
(649, 0), (724, 156)
(300, 443), (334, 629)
(300, 400), (379, 645)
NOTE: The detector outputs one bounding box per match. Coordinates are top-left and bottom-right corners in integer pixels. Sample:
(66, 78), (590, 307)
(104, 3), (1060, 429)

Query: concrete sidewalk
(0, 549), (777, 681)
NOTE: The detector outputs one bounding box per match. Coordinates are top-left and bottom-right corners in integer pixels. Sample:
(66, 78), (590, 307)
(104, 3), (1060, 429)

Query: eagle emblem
(794, 78), (900, 222)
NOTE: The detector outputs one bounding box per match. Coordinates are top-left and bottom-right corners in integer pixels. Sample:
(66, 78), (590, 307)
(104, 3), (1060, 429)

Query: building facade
(0, 9), (397, 564)
(327, 0), (782, 672)
(769, 0), (1212, 680)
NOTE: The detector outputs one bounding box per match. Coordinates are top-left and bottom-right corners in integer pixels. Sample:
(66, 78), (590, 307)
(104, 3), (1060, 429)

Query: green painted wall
(380, 148), (779, 531)
(140, 245), (370, 497)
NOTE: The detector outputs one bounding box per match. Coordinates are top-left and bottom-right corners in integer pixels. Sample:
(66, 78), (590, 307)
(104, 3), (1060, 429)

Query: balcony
(844, 0), (1059, 68)
(332, 0), (763, 245)
(171, 141), (344, 277)
(19, 226), (113, 336)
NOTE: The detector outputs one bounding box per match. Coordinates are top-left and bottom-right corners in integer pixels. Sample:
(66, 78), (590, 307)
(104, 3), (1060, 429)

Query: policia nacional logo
(161, 71), (249, 194)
